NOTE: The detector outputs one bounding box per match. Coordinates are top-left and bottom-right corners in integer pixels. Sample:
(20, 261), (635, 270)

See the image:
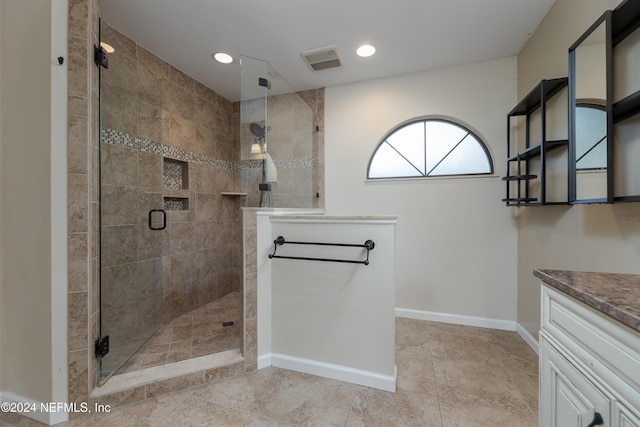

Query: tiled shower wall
(67, 0), (98, 406)
(99, 22), (242, 372)
(66, 0), (325, 410)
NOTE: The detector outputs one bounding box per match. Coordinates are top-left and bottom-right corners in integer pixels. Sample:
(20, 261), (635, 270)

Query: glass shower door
(98, 20), (165, 382)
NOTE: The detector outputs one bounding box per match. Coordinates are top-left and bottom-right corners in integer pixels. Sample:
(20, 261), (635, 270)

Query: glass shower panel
(240, 56), (318, 208)
(98, 20), (164, 382)
(240, 56), (270, 206)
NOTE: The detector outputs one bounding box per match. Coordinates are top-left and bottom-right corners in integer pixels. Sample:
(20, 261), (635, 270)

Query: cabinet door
(613, 402), (640, 427)
(540, 337), (611, 427)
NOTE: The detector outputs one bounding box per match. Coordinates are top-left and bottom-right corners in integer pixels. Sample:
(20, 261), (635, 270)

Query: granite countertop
(534, 269), (640, 333)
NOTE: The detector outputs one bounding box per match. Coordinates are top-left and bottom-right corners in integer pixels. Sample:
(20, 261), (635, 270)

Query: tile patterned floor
(0, 318), (538, 427)
(118, 292), (242, 374)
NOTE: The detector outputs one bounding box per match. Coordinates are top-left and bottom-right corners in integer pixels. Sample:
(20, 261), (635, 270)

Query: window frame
(366, 116), (494, 180)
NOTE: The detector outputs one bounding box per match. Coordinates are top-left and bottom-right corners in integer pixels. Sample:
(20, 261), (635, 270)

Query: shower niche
(163, 158), (189, 211)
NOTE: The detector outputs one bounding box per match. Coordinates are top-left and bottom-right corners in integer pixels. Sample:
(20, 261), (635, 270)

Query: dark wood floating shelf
(508, 78), (568, 117)
(504, 77), (569, 207)
(501, 174), (538, 181)
(614, 195), (640, 203)
(612, 0), (640, 45)
(613, 90), (640, 124)
(502, 198), (540, 207)
(502, 197), (538, 203)
(507, 140), (569, 162)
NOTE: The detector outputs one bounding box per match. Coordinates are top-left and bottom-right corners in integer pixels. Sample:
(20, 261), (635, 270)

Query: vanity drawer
(541, 285), (640, 414)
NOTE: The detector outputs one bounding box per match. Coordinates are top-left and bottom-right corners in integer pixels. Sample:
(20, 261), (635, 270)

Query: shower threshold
(91, 349), (244, 398)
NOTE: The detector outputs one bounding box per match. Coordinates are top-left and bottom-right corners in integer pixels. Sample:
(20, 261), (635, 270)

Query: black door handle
(148, 209), (166, 230)
(586, 412), (604, 427)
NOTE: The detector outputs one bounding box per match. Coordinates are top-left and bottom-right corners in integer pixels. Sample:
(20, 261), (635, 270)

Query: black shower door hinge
(94, 44), (109, 69)
(94, 335), (110, 358)
(258, 77), (271, 89)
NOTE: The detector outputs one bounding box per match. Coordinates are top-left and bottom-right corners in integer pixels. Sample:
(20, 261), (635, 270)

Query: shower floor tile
(118, 292), (242, 374)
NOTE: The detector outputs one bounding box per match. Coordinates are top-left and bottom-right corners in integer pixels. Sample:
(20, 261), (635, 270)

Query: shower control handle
(149, 209), (167, 231)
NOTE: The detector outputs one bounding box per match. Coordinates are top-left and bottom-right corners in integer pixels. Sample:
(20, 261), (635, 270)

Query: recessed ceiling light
(100, 42), (115, 54)
(213, 52), (234, 64)
(356, 44), (376, 57)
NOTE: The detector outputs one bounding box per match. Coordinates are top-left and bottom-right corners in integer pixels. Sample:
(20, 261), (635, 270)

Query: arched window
(367, 117), (493, 179)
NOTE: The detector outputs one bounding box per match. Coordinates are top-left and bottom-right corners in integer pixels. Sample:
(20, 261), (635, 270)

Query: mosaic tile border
(239, 158), (319, 170)
(102, 129), (318, 170)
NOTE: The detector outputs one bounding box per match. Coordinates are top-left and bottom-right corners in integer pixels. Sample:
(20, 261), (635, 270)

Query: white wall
(325, 57), (519, 326)
(515, 0), (640, 338)
(3, 0), (52, 403)
(269, 216), (396, 391)
(1, 0), (68, 422)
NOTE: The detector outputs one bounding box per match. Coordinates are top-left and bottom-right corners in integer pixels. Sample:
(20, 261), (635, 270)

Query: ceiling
(99, 0), (556, 102)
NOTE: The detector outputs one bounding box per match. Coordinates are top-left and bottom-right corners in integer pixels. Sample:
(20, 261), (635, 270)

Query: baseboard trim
(269, 353), (396, 392)
(257, 354), (272, 370)
(516, 323), (540, 355)
(1, 391), (69, 425)
(395, 308), (517, 331)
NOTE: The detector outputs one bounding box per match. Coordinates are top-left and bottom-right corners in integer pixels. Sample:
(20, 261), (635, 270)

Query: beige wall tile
(102, 51), (137, 95)
(68, 36), (88, 97)
(68, 174), (88, 233)
(244, 273), (257, 320)
(101, 22), (136, 59)
(101, 185), (138, 225)
(170, 222), (195, 254)
(68, 233), (88, 292)
(139, 152), (163, 191)
(195, 125), (216, 158)
(101, 263), (138, 310)
(90, 146), (99, 202)
(170, 82), (195, 120)
(138, 62), (163, 108)
(101, 144), (138, 187)
(169, 114), (196, 152)
(101, 225), (138, 266)
(69, 95), (88, 117)
(195, 221), (217, 250)
(138, 101), (163, 143)
(169, 66), (195, 93)
(170, 252), (196, 286)
(137, 46), (170, 81)
(68, 0), (88, 38)
(101, 86), (137, 135)
(244, 228), (257, 275)
(196, 97), (216, 130)
(68, 349), (89, 403)
(68, 291), (89, 351)
(194, 193), (217, 222)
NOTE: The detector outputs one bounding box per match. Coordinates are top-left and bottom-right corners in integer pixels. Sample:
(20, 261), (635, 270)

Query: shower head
(249, 123), (265, 139)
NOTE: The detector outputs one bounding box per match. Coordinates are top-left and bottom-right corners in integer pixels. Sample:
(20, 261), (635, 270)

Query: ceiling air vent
(301, 45), (344, 71)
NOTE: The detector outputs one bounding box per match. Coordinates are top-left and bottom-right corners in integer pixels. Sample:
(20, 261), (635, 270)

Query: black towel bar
(267, 236), (375, 265)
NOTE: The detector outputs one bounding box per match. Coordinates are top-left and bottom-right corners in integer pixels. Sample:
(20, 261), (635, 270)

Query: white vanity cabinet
(539, 284), (640, 427)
